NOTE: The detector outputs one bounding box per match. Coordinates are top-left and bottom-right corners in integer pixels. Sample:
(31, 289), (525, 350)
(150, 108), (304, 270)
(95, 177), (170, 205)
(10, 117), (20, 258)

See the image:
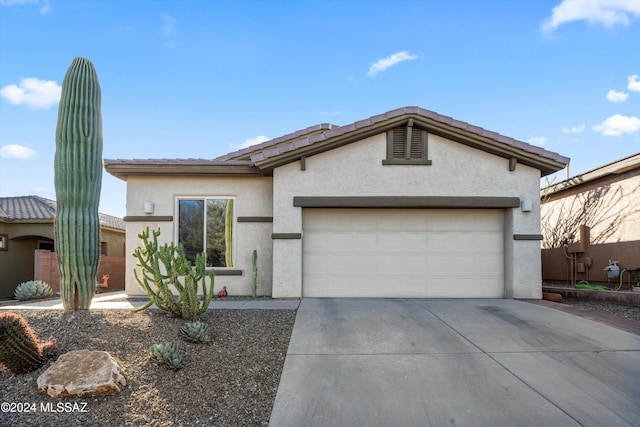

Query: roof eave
(542, 152), (640, 196)
(104, 161), (262, 180)
(252, 113), (569, 176)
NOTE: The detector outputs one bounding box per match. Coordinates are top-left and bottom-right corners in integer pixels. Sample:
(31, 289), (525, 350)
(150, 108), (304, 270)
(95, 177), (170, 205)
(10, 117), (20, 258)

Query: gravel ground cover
(563, 298), (640, 321)
(1, 298), (638, 427)
(0, 308), (296, 427)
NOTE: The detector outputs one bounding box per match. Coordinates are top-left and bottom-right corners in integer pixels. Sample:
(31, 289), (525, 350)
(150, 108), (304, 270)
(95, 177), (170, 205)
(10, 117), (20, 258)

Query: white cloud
(0, 0), (50, 14)
(160, 13), (176, 35)
(230, 135), (269, 152)
(1, 77), (61, 108)
(367, 51), (418, 77)
(628, 74), (640, 91)
(528, 136), (547, 147)
(606, 89), (629, 102)
(541, 0), (640, 33)
(160, 14), (178, 47)
(562, 124), (585, 134)
(593, 114), (640, 136)
(0, 144), (37, 159)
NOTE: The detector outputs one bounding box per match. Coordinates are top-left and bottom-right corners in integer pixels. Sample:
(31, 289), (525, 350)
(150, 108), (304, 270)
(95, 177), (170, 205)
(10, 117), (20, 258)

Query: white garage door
(302, 209), (504, 298)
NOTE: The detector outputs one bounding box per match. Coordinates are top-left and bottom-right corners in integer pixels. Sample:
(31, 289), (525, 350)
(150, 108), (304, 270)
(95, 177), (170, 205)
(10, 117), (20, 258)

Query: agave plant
(149, 341), (183, 369)
(14, 280), (53, 301)
(180, 321), (210, 344)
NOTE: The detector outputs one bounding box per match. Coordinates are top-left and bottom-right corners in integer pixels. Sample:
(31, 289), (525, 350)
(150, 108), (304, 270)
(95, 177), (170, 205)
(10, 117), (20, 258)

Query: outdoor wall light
(520, 199), (532, 212)
(143, 202), (154, 214)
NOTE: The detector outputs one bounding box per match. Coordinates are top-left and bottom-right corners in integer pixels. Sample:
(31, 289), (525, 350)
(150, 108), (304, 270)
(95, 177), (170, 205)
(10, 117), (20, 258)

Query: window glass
(178, 198), (234, 267)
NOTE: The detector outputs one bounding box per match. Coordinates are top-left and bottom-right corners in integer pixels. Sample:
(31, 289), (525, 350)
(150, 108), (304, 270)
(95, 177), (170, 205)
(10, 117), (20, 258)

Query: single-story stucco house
(541, 152), (640, 286)
(104, 106), (569, 299)
(0, 195), (126, 298)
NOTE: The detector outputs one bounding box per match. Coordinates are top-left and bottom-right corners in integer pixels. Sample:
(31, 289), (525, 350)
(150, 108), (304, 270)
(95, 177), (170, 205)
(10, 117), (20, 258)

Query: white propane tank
(604, 260), (620, 279)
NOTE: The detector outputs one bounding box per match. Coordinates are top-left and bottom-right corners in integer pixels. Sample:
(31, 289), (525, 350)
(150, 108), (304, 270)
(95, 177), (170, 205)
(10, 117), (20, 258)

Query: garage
(302, 209), (504, 298)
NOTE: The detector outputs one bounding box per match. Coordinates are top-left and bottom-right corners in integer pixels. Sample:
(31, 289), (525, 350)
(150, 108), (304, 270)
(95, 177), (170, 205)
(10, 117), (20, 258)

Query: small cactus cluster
(150, 341), (183, 369)
(14, 280), (53, 301)
(0, 312), (60, 374)
(180, 321), (210, 343)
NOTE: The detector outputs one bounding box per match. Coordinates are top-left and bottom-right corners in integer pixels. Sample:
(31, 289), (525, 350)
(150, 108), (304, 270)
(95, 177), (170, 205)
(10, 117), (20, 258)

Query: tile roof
(542, 151), (640, 196)
(0, 196), (125, 231)
(214, 123), (336, 162)
(105, 106), (570, 178)
(227, 106), (568, 165)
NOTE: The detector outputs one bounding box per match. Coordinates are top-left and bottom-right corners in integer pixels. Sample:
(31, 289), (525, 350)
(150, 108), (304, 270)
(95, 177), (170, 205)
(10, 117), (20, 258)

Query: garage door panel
(303, 254), (328, 273)
(403, 255), (431, 273)
(377, 256), (403, 273)
(428, 254), (502, 274)
(303, 209), (504, 298)
(304, 233), (328, 251)
(428, 231), (501, 250)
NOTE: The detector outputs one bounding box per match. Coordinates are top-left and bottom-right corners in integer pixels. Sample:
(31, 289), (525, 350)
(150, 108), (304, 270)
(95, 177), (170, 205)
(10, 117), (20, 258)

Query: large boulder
(37, 350), (126, 398)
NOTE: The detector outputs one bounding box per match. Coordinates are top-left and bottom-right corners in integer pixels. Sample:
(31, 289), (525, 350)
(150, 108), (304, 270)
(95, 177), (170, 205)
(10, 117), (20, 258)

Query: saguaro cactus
(54, 57), (103, 310)
(224, 199), (234, 267)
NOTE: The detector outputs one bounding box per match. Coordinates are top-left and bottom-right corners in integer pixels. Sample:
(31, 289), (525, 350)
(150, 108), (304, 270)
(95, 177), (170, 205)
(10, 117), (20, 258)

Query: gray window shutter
(384, 123), (431, 165)
(409, 129), (424, 159)
(392, 128), (406, 159)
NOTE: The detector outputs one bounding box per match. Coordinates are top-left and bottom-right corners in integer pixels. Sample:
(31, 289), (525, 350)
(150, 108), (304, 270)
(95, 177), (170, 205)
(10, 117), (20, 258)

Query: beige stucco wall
(0, 222), (54, 298)
(541, 171), (640, 284)
(0, 222), (124, 298)
(101, 228), (126, 257)
(123, 176), (273, 296)
(272, 132), (543, 299)
(541, 173), (640, 246)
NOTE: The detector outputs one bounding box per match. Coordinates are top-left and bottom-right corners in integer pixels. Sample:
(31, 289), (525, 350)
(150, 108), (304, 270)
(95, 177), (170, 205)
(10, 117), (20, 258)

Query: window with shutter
(383, 120), (432, 165)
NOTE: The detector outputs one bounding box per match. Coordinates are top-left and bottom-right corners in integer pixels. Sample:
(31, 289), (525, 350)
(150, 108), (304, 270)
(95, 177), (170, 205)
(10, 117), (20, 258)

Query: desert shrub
(132, 228), (214, 321)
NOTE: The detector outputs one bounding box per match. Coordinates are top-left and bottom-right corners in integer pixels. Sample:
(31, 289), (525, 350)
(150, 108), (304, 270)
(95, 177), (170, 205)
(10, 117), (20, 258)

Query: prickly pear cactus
(0, 312), (58, 374)
(14, 280), (53, 301)
(180, 321), (210, 343)
(54, 56), (103, 311)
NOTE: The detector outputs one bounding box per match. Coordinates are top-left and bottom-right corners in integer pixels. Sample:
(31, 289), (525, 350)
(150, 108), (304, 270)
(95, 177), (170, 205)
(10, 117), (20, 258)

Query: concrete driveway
(270, 298), (640, 427)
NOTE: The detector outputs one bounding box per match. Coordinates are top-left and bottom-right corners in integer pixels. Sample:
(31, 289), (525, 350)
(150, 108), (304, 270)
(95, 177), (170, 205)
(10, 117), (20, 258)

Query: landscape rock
(37, 350), (126, 398)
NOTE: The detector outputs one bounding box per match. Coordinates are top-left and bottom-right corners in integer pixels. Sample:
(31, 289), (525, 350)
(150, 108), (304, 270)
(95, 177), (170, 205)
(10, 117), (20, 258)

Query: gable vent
(383, 120), (432, 165)
(409, 129), (424, 159)
(392, 128), (407, 158)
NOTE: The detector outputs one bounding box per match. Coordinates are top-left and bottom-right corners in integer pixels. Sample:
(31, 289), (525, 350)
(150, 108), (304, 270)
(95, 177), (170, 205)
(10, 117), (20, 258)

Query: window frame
(0, 233), (7, 251)
(174, 196), (237, 269)
(382, 120), (432, 165)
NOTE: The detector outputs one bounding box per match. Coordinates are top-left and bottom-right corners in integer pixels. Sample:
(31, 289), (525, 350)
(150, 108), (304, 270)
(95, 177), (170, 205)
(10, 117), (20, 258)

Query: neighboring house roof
(0, 196), (125, 231)
(542, 152), (640, 197)
(105, 106), (569, 179)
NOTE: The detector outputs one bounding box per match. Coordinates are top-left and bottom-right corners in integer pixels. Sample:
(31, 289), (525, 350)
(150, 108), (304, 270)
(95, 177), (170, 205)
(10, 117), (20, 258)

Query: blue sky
(1, 0), (639, 218)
